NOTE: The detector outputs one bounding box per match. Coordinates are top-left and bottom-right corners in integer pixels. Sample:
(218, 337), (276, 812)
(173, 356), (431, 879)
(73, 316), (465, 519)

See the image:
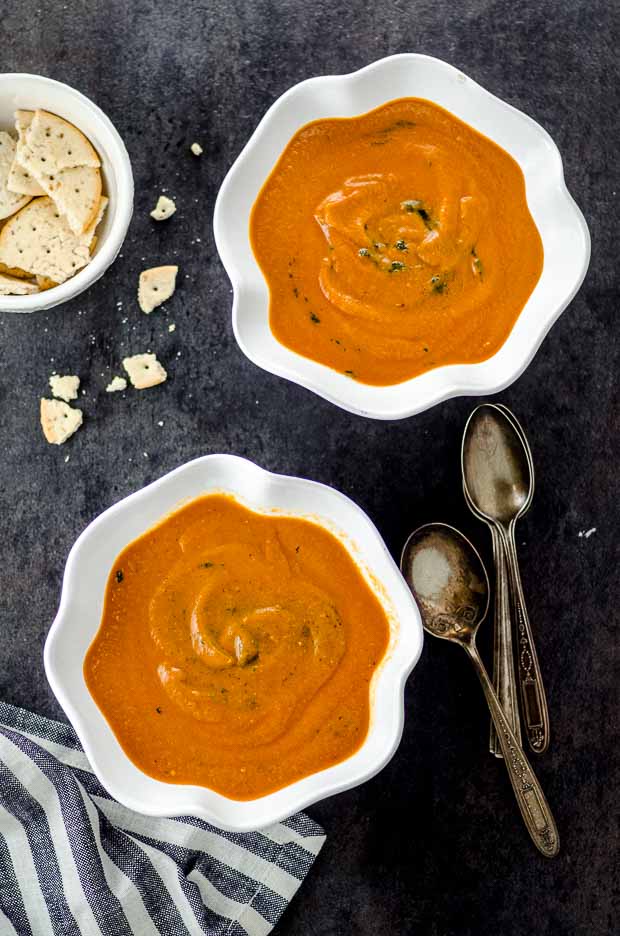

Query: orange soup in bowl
(84, 494), (390, 799)
(250, 97), (543, 386)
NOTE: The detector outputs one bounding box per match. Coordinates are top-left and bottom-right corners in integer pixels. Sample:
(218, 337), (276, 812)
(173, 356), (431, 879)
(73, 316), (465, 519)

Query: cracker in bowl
(0, 272), (39, 295)
(13, 110), (102, 235)
(0, 108), (108, 295)
(7, 111), (45, 196)
(0, 131), (31, 220)
(0, 196), (107, 284)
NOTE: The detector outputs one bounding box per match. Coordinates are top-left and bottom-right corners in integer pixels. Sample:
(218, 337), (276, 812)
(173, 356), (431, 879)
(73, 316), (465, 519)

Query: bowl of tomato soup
(44, 455), (423, 831)
(214, 54), (590, 419)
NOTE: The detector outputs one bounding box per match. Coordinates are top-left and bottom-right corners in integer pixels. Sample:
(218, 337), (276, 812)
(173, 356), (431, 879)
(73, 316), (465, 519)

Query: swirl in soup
(250, 98), (543, 385)
(84, 494), (390, 799)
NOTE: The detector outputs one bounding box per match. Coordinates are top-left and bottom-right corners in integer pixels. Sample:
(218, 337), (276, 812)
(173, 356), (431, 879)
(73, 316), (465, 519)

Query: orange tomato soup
(84, 494), (390, 799)
(250, 98), (543, 385)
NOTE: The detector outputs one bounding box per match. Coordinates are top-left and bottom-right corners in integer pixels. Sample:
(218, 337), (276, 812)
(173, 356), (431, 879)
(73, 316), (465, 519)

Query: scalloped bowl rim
(214, 53), (590, 420)
(44, 454), (423, 831)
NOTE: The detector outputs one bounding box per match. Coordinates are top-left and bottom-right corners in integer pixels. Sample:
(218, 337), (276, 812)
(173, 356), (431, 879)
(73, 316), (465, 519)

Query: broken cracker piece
(40, 398), (83, 445)
(122, 353), (167, 389)
(106, 376), (127, 393)
(17, 111), (102, 234)
(138, 265), (178, 314)
(0, 272), (39, 295)
(43, 164), (102, 236)
(20, 109), (100, 173)
(190, 142), (203, 156)
(0, 197), (92, 284)
(7, 111), (46, 196)
(49, 373), (80, 402)
(0, 131), (31, 220)
(150, 195), (176, 221)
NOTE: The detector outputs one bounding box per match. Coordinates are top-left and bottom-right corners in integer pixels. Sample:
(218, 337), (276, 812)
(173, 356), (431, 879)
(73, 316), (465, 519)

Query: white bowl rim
(0, 72), (134, 313)
(44, 453), (424, 831)
(214, 53), (591, 420)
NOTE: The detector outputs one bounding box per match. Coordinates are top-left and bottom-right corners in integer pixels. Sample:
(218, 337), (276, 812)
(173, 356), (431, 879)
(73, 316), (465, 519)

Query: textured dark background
(0, 1), (618, 934)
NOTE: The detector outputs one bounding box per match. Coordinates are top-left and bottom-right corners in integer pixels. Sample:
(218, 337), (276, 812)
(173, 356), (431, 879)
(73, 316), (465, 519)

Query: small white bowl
(0, 73), (133, 312)
(214, 54), (590, 420)
(44, 454), (423, 831)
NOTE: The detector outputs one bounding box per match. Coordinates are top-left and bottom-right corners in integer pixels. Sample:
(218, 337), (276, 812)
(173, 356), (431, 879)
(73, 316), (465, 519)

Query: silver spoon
(462, 404), (532, 757)
(401, 523), (559, 857)
(462, 403), (549, 755)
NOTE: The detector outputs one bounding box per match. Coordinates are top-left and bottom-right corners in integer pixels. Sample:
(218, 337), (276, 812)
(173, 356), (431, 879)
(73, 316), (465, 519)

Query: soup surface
(250, 97), (544, 385)
(84, 494), (390, 799)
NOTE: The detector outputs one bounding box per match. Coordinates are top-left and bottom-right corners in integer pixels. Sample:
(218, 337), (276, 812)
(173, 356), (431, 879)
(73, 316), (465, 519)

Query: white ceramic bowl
(44, 454), (423, 831)
(214, 54), (590, 420)
(0, 73), (133, 312)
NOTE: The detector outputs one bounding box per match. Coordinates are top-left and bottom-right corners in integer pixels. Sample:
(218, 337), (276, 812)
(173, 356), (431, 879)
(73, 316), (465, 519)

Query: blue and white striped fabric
(0, 702), (325, 936)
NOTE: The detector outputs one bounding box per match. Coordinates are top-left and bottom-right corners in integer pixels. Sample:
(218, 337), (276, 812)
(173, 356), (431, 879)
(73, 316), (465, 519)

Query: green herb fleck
(115, 570), (123, 583)
(345, 369), (355, 377)
(471, 248), (483, 278)
(155, 706), (162, 714)
(310, 311), (320, 323)
(394, 240), (408, 251)
(389, 260), (406, 273)
(358, 247), (370, 257)
(431, 274), (448, 294)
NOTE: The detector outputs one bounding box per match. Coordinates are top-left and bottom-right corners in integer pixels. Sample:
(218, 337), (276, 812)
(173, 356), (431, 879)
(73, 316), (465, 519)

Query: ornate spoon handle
(466, 642), (559, 857)
(500, 523), (550, 754)
(489, 526), (521, 756)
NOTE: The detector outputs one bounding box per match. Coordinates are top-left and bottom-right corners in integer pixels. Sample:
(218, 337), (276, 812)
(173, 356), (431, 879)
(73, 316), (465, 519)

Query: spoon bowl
(462, 404), (532, 524)
(400, 524), (489, 643)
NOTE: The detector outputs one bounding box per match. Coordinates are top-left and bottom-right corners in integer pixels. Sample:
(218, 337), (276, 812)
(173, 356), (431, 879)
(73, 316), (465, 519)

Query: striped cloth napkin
(0, 701), (325, 936)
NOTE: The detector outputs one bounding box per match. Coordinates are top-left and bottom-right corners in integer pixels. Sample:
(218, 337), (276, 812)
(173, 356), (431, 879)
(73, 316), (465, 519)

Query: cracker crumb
(106, 375), (127, 393)
(168, 323), (176, 333)
(122, 353), (167, 390)
(190, 142), (203, 156)
(150, 195), (176, 221)
(49, 374), (80, 402)
(40, 398), (83, 445)
(138, 265), (178, 314)
(578, 527), (597, 539)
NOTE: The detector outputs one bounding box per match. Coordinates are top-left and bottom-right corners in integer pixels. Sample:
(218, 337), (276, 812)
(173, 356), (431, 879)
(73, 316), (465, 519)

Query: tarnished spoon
(462, 403), (533, 757)
(401, 523), (559, 857)
(462, 403), (549, 755)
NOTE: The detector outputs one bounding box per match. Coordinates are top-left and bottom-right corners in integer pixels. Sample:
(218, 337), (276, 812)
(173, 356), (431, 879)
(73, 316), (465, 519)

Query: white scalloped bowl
(214, 54), (590, 420)
(0, 73), (134, 312)
(44, 455), (423, 831)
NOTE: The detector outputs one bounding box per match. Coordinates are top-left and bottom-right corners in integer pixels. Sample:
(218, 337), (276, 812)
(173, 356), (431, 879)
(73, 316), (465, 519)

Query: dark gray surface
(0, 1), (618, 934)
